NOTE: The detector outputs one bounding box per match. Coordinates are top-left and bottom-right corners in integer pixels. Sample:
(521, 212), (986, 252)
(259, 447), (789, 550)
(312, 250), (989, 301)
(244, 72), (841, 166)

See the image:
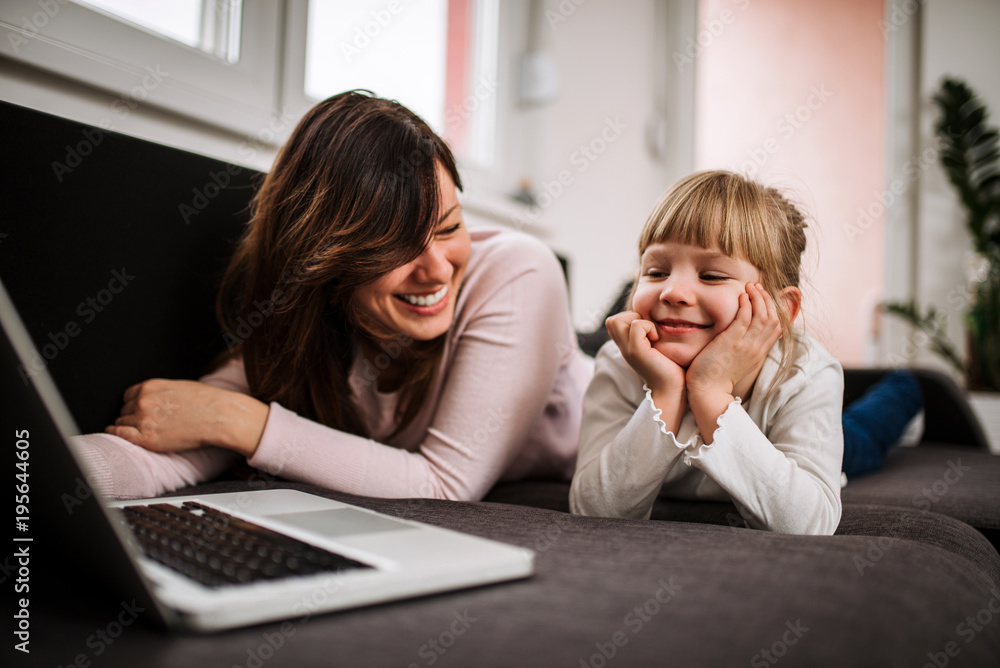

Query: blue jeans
(842, 371), (923, 478)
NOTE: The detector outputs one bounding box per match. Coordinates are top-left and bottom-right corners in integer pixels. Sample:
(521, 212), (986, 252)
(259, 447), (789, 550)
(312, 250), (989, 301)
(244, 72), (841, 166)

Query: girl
(75, 91), (593, 501)
(569, 170), (844, 535)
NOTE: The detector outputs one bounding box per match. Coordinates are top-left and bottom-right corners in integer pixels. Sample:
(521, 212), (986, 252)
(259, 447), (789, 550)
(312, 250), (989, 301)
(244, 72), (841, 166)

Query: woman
(76, 91), (593, 501)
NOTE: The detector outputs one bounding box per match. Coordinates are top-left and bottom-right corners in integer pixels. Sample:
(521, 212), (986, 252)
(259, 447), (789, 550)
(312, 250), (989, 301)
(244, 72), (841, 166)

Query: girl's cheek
(631, 293), (654, 321)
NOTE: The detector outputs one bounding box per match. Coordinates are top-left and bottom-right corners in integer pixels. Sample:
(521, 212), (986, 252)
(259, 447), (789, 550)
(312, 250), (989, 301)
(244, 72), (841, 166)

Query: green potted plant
(884, 77), (999, 446)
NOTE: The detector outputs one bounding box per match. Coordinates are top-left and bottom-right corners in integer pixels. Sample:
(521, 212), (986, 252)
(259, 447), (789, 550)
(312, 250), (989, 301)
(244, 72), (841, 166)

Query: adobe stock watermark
(17, 268), (136, 386)
(912, 458), (970, 511)
(879, 0), (926, 38)
(181, 106), (299, 225)
(355, 334), (415, 387)
(885, 319), (946, 371)
(235, 109), (299, 164)
(340, 0), (403, 63)
(221, 287), (289, 350)
(406, 609), (478, 667)
(53, 599), (146, 668)
(532, 511), (625, 552)
(380, 77), (499, 184)
(218, 262), (314, 349)
(179, 164), (245, 225)
(383, 134), (438, 186)
(732, 85), (834, 178)
(922, 587), (1000, 668)
(847, 512), (926, 578)
(853, 459), (969, 575)
(6, 0), (69, 55)
(51, 65), (170, 183)
(843, 139), (941, 244)
(398, 456), (468, 514)
(444, 76), (500, 132)
(557, 305), (606, 358)
(180, 106), (297, 223)
(291, 573), (348, 624)
(672, 0), (751, 71)
(58, 437), (135, 513)
(883, 259), (990, 370)
(231, 573), (348, 668)
(578, 577), (682, 668)
(515, 116), (629, 229)
(546, 0), (587, 30)
(12, 545), (30, 653)
(852, 534), (899, 576)
(232, 622), (298, 668)
(532, 512), (576, 553)
(750, 619), (810, 667)
(576, 300), (622, 339)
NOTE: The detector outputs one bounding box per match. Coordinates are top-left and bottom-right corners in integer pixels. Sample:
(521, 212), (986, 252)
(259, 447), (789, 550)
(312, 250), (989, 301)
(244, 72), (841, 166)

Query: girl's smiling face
(631, 241), (762, 368)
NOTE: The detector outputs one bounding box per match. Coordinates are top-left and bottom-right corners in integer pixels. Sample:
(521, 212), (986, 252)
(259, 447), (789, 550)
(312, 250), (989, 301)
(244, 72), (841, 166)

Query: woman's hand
(105, 379), (270, 457)
(685, 283), (782, 442)
(606, 311), (687, 431)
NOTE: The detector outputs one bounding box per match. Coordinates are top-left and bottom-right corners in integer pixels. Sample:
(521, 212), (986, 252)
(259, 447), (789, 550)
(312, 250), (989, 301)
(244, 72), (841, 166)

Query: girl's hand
(606, 311), (686, 392)
(105, 379), (269, 457)
(686, 283), (782, 399)
(605, 312), (687, 433)
(685, 283), (781, 444)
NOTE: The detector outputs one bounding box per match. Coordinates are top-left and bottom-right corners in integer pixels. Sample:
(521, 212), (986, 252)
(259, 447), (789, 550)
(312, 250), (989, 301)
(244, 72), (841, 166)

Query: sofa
(4, 100), (1000, 668)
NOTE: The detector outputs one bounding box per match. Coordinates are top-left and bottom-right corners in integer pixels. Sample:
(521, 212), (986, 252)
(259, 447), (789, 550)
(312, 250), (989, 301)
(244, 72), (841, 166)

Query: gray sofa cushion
(841, 445), (1000, 547)
(487, 443), (1000, 550)
(484, 480), (1000, 583)
(103, 479), (995, 668)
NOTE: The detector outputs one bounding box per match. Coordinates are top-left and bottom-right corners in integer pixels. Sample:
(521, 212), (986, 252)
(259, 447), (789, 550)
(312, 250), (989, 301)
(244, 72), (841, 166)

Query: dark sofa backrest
(0, 101), (261, 434)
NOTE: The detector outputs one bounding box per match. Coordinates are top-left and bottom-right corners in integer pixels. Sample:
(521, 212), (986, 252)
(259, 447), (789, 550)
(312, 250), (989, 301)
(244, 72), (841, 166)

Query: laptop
(2, 277), (534, 633)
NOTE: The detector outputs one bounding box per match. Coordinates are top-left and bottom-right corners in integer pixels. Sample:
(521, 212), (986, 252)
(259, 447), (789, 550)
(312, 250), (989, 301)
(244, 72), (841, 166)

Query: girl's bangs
(643, 176), (750, 260)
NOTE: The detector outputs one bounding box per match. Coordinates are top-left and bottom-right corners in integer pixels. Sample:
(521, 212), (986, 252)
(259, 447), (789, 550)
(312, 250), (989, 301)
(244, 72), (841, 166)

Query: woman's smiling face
(631, 241), (761, 368)
(354, 162), (471, 342)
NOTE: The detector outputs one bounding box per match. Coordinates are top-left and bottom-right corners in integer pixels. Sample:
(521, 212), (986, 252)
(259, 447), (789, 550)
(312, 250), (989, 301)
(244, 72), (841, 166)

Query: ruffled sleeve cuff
(682, 397), (743, 465)
(641, 384), (698, 451)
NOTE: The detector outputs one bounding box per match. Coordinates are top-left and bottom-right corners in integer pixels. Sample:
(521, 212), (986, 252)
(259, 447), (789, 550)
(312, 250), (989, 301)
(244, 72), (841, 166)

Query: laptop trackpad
(269, 508), (418, 538)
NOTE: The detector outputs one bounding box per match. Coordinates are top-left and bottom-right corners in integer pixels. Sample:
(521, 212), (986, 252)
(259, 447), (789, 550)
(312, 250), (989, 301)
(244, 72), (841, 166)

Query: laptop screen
(1, 277), (170, 627)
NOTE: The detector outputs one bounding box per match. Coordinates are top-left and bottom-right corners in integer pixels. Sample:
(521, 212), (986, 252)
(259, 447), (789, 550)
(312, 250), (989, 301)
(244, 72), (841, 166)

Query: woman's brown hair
(217, 90), (463, 436)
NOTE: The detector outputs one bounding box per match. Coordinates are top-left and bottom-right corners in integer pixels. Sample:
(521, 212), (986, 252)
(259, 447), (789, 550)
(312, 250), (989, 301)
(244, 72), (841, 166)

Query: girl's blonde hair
(638, 170), (808, 380)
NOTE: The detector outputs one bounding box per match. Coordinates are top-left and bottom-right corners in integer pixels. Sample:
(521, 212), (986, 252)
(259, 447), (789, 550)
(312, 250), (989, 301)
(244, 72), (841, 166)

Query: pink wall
(694, 0), (885, 364)
(444, 0), (471, 154)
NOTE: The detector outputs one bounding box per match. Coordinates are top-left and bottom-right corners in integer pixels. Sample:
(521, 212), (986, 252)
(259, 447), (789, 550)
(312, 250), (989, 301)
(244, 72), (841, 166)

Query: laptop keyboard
(121, 501), (374, 589)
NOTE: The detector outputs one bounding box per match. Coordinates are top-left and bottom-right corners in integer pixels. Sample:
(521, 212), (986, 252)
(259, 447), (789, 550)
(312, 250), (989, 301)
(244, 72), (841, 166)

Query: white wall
(902, 0), (1000, 377)
(516, 0), (680, 331)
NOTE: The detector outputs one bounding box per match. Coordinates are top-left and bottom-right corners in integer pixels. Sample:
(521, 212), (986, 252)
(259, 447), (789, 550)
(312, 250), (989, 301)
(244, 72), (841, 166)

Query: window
(0, 0), (280, 137)
(303, 0), (498, 168)
(0, 0), (498, 165)
(73, 0), (243, 63)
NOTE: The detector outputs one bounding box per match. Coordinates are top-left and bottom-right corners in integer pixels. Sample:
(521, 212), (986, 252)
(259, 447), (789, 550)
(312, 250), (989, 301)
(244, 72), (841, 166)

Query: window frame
(0, 0), (283, 137)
